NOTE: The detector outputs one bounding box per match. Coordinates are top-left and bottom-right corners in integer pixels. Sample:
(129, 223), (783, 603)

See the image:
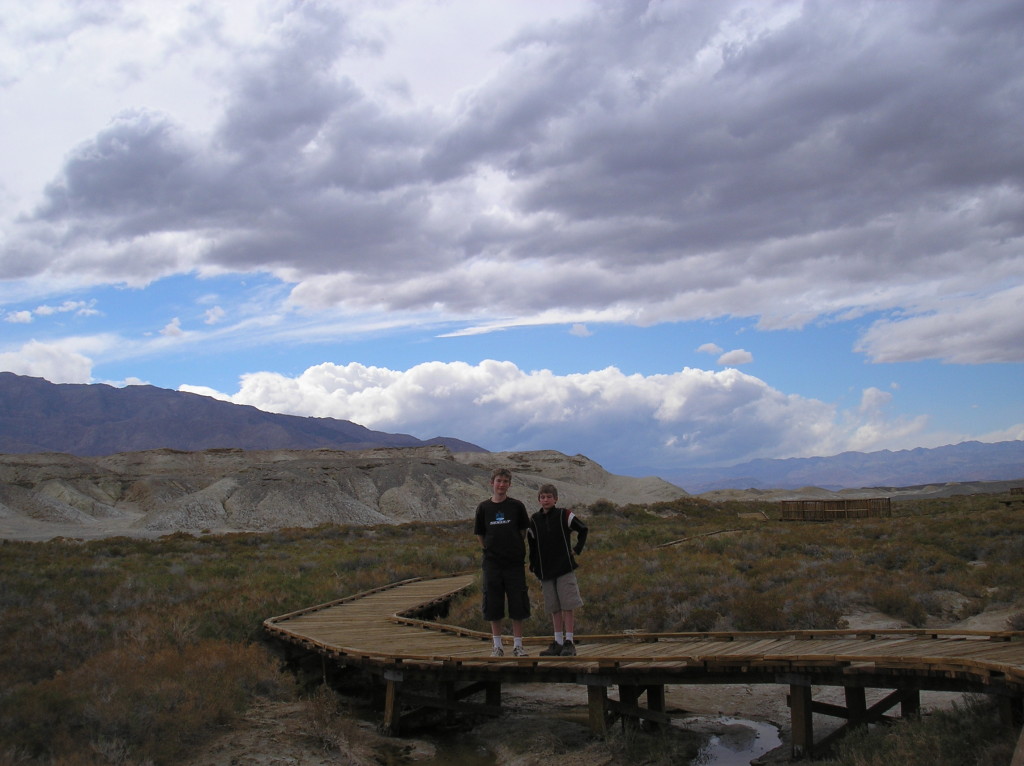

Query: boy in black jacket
(527, 483), (589, 656)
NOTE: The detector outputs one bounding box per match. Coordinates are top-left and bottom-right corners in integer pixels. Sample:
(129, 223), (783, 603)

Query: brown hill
(0, 446), (688, 541)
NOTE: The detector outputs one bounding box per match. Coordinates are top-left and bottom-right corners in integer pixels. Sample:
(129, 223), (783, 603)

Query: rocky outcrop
(0, 446), (688, 541)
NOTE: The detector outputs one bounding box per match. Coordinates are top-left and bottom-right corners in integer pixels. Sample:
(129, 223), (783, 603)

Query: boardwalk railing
(265, 573), (1024, 759)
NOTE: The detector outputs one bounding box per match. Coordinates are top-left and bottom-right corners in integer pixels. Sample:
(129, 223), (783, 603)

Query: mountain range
(670, 440), (1024, 493)
(0, 372), (482, 455)
(1, 372), (1021, 492)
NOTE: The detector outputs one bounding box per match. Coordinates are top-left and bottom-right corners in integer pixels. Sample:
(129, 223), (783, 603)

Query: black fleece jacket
(527, 507), (588, 581)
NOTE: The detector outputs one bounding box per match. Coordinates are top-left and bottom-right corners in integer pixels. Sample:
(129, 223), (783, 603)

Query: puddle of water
(685, 715), (781, 766)
(375, 715), (780, 766)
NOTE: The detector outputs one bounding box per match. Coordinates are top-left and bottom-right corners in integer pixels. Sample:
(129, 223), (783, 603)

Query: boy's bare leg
(552, 612), (565, 633)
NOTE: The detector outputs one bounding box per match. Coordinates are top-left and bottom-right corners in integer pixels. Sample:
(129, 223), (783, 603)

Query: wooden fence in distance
(779, 497), (891, 521)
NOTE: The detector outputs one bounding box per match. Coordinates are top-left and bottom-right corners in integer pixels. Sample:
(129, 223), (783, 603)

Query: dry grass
(1, 493), (1022, 764)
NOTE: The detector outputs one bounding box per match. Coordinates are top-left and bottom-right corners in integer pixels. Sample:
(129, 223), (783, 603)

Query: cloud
(3, 1), (1021, 364)
(181, 359), (934, 474)
(569, 323), (592, 337)
(0, 340), (95, 384)
(717, 348), (753, 366)
(36, 300), (99, 317)
(204, 305), (226, 325)
(854, 284), (1024, 363)
(697, 343), (723, 355)
(160, 317), (184, 337)
(3, 300), (99, 324)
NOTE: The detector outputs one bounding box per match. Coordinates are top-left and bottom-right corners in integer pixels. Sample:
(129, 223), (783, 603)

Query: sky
(1, 0), (1022, 483)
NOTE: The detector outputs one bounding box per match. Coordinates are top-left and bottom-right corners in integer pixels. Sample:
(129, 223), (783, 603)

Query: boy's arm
(569, 512), (589, 554)
(526, 526), (539, 574)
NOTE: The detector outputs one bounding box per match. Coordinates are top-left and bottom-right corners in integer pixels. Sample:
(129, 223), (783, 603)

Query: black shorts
(481, 563), (530, 621)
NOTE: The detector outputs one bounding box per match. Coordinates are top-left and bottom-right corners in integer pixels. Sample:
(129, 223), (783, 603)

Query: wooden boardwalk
(265, 573), (1024, 758)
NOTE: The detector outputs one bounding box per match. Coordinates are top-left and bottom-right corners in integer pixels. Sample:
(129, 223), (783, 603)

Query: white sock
(513, 636), (524, 649)
(565, 632), (574, 643)
(492, 635), (503, 649)
(554, 631), (564, 644)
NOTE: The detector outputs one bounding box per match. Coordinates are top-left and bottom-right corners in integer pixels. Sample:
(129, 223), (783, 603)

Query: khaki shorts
(541, 572), (584, 614)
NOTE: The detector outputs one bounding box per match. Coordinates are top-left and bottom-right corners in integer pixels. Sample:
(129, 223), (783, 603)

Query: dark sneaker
(539, 641), (563, 656)
(560, 640), (577, 656)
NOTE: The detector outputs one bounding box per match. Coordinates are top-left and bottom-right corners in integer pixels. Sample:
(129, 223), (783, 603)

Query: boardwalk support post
(587, 684), (609, 735)
(382, 672), (402, 735)
(789, 683), (814, 759)
(846, 687), (867, 729)
(900, 688), (920, 719)
(647, 684), (666, 731)
(486, 681), (501, 709)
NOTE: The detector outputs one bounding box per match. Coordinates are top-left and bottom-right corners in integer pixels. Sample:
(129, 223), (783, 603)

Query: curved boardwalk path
(265, 573), (1024, 759)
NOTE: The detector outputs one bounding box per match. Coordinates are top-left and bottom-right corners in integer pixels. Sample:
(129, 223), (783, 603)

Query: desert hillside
(0, 446), (687, 541)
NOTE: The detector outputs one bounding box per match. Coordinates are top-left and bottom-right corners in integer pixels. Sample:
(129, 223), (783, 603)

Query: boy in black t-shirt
(474, 467), (531, 657)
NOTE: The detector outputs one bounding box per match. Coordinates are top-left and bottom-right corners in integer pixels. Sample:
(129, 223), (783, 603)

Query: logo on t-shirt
(493, 511), (508, 525)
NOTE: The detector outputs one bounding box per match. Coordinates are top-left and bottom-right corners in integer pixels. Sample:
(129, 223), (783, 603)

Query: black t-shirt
(474, 497), (529, 567)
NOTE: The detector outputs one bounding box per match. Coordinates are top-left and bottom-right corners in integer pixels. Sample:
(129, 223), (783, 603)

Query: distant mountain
(0, 372), (484, 456)
(671, 441), (1024, 493)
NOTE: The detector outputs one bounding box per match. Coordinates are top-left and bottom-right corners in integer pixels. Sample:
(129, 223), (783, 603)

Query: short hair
(538, 483), (558, 500)
(491, 467), (512, 482)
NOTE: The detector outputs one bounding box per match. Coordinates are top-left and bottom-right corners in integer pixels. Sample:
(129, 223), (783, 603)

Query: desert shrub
(826, 695), (1015, 766)
(681, 607), (720, 632)
(586, 498), (619, 515)
(867, 584), (928, 627)
(605, 719), (705, 766)
(0, 640), (290, 763)
(730, 589), (788, 631)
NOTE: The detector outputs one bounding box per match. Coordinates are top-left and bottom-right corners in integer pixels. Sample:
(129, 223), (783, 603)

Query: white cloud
(855, 284), (1024, 363)
(859, 386), (892, 414)
(5, 311), (32, 323)
(569, 323), (592, 337)
(34, 300), (98, 316)
(184, 359), (936, 473)
(204, 305), (226, 325)
(160, 317), (184, 337)
(0, 340), (94, 383)
(717, 348), (753, 366)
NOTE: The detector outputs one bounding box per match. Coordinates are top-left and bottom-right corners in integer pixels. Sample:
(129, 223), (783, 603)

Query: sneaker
(512, 645), (529, 657)
(539, 641), (563, 656)
(490, 646), (504, 657)
(560, 640), (577, 656)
